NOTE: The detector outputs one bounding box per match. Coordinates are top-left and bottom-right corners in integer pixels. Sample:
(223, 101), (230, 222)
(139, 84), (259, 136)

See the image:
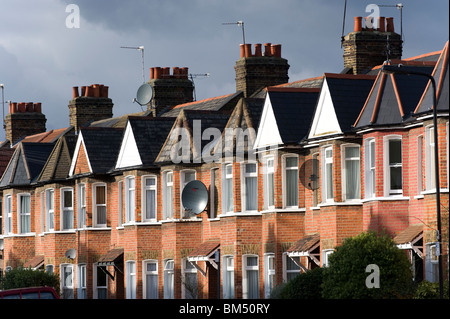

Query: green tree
(0, 268), (60, 295)
(272, 267), (323, 299)
(322, 231), (414, 299)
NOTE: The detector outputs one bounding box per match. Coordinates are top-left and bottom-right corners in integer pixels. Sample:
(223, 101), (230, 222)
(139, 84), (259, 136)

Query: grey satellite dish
(65, 248), (76, 260)
(182, 180), (209, 215)
(299, 158), (320, 191)
(135, 83), (153, 106)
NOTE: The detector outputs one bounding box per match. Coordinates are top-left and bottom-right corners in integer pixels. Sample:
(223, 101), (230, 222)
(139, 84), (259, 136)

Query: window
(312, 153), (320, 206)
(242, 255), (259, 299)
(365, 139), (376, 198)
(143, 176), (157, 221)
(283, 254), (300, 282)
(78, 264), (87, 299)
(143, 260), (158, 299)
(181, 171), (196, 218)
(164, 259), (174, 299)
(210, 168), (219, 218)
(223, 256), (235, 299)
(425, 126), (436, 190)
(95, 265), (108, 299)
(126, 261), (136, 299)
(264, 157), (275, 209)
(18, 194), (31, 234)
(264, 254), (275, 298)
(242, 163), (258, 212)
(61, 264), (74, 299)
(163, 171), (174, 219)
(322, 147), (333, 202)
(118, 181), (123, 227)
(40, 192), (44, 233)
(385, 137), (403, 195)
(77, 184), (86, 228)
(417, 136), (424, 194)
(94, 184), (107, 227)
(4, 195), (12, 234)
(322, 249), (334, 268)
(284, 156), (298, 207)
(342, 145), (360, 200)
(182, 259), (198, 299)
(425, 243), (439, 283)
(45, 189), (54, 231)
(223, 164), (233, 213)
(0, 199), (2, 235)
(46, 265), (54, 274)
(125, 176), (135, 223)
(61, 188), (74, 230)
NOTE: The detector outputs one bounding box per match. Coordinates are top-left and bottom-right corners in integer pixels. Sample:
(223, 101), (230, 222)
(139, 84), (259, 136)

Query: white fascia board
(115, 122), (143, 169)
(253, 94), (283, 149)
(69, 132), (92, 176)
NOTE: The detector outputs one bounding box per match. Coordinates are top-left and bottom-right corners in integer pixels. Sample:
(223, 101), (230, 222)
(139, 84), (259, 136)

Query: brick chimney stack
(68, 84), (113, 132)
(5, 102), (46, 144)
(148, 67), (194, 116)
(342, 16), (403, 74)
(235, 43), (290, 97)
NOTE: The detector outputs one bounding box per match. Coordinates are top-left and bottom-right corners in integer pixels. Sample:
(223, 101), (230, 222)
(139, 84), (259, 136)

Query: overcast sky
(0, 0), (448, 142)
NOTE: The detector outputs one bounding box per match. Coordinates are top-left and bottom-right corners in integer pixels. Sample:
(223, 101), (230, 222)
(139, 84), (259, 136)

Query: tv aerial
(65, 248), (76, 260)
(181, 180), (209, 215)
(120, 45), (145, 83)
(222, 20), (246, 46)
(299, 158), (320, 191)
(189, 73), (210, 101)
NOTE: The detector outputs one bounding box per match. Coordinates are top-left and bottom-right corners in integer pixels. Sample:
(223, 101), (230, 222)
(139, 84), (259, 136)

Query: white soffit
(254, 94), (283, 149)
(115, 122), (143, 169)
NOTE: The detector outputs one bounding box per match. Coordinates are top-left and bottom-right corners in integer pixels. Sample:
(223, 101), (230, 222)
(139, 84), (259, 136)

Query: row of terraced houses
(0, 17), (448, 299)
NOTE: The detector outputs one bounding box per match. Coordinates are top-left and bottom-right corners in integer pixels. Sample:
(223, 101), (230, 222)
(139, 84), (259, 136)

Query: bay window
(342, 145), (360, 201)
(365, 139), (376, 198)
(264, 157), (275, 209)
(94, 184), (107, 227)
(61, 188), (74, 230)
(18, 194), (31, 234)
(144, 260), (158, 299)
(143, 176), (157, 221)
(242, 255), (259, 299)
(242, 163), (258, 212)
(322, 147), (333, 202)
(222, 164), (233, 213)
(125, 176), (135, 223)
(384, 136), (403, 195)
(163, 171), (174, 219)
(46, 189), (54, 231)
(223, 256), (235, 299)
(284, 156), (298, 207)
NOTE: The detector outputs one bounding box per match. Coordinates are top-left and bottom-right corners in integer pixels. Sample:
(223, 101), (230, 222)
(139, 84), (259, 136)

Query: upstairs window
(284, 156), (298, 208)
(77, 184), (86, 228)
(94, 184), (107, 227)
(322, 147), (333, 202)
(181, 170), (196, 218)
(125, 176), (135, 223)
(342, 145), (360, 201)
(61, 188), (74, 230)
(222, 164), (233, 213)
(163, 171), (174, 219)
(46, 189), (54, 231)
(242, 163), (258, 212)
(4, 195), (12, 234)
(425, 126), (436, 190)
(385, 137), (403, 195)
(365, 139), (376, 198)
(143, 176), (157, 221)
(264, 157), (275, 209)
(18, 194), (31, 234)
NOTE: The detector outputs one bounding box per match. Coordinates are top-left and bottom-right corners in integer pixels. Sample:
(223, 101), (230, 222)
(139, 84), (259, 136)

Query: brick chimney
(235, 43), (290, 97)
(5, 102), (47, 144)
(342, 16), (403, 74)
(148, 67), (194, 116)
(68, 84), (113, 132)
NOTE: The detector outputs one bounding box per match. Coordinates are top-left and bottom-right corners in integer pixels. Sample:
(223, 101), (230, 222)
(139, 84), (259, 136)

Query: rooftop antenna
(222, 21), (246, 46)
(120, 46), (145, 83)
(0, 83), (4, 129)
(341, 0), (347, 47)
(189, 73), (210, 101)
(378, 3), (404, 40)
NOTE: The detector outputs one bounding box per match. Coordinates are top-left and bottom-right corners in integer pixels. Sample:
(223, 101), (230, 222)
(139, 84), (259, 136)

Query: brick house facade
(0, 19), (448, 299)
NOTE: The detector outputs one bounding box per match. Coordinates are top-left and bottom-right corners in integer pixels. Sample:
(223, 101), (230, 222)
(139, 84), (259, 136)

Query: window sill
(160, 218), (202, 224)
(361, 196), (410, 203)
(218, 211), (262, 218)
(260, 208), (306, 214)
(1, 233), (36, 238)
(318, 201), (363, 207)
(421, 188), (449, 195)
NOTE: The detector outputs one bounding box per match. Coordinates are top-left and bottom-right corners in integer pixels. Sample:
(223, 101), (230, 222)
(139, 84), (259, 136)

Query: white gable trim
(253, 94), (283, 149)
(308, 79), (342, 139)
(69, 133), (92, 176)
(115, 122), (143, 169)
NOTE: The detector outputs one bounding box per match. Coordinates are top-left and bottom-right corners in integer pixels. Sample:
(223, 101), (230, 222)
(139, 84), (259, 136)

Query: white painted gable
(69, 132), (92, 176)
(115, 122), (142, 169)
(253, 94), (283, 149)
(308, 79), (342, 139)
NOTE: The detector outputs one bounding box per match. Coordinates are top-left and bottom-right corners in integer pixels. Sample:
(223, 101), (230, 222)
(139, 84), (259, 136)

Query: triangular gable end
(115, 122), (143, 169)
(253, 94), (283, 149)
(308, 79), (342, 139)
(69, 133), (92, 176)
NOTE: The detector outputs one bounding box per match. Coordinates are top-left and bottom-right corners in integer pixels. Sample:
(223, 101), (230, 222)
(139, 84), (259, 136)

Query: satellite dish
(299, 158), (320, 191)
(135, 83), (153, 106)
(182, 180), (209, 215)
(65, 248), (76, 260)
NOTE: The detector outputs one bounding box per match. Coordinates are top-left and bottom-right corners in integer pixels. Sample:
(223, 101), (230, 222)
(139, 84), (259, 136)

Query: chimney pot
(101, 85), (109, 98)
(93, 84), (100, 97)
(244, 43), (252, 57)
(364, 16), (374, 30)
(155, 67), (162, 79)
(73, 86), (79, 99)
(162, 67), (170, 78)
(26, 102), (34, 112)
(173, 67), (180, 78)
(271, 44), (282, 58)
(354, 17), (362, 32)
(254, 43), (262, 57)
(18, 102), (26, 113)
(150, 67), (155, 80)
(81, 86), (86, 96)
(181, 67), (189, 79)
(378, 17), (386, 32)
(34, 103), (42, 113)
(264, 43), (272, 56)
(240, 44), (245, 58)
(386, 17), (394, 32)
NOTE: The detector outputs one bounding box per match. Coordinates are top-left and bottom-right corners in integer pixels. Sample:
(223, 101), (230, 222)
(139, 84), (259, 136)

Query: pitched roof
(0, 142), (55, 188)
(287, 233), (320, 254)
(415, 41), (449, 115)
(19, 127), (73, 144)
(354, 63), (434, 129)
(0, 147), (15, 178)
(89, 110), (151, 128)
(188, 240), (220, 259)
(38, 135), (77, 182)
(393, 225), (423, 245)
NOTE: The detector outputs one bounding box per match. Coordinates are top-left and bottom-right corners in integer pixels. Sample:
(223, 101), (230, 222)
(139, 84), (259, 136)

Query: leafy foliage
(0, 268), (60, 295)
(272, 267), (324, 299)
(413, 280), (449, 299)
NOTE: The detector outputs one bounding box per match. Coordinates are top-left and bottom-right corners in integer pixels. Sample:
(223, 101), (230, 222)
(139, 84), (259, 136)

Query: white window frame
(18, 193), (31, 234)
(93, 183), (107, 228)
(209, 168), (218, 218)
(341, 144), (361, 201)
(77, 184), (86, 229)
(163, 259), (175, 299)
(118, 180), (123, 227)
(93, 264), (108, 299)
(242, 162), (258, 212)
(283, 155), (299, 208)
(182, 259), (198, 299)
(383, 135), (403, 196)
(425, 125), (436, 191)
(60, 264), (74, 299)
(282, 253), (300, 282)
(180, 170), (196, 218)
(322, 249), (334, 267)
(124, 176), (135, 223)
(40, 192), (45, 233)
(264, 156), (275, 210)
(222, 255), (235, 299)
(45, 189), (55, 232)
(242, 254), (259, 299)
(61, 188), (74, 230)
(4, 195), (12, 234)
(425, 243), (439, 283)
(142, 175), (157, 222)
(417, 135), (424, 194)
(143, 259), (158, 299)
(322, 146), (334, 202)
(365, 138), (376, 199)
(126, 260), (136, 299)
(163, 171), (174, 220)
(222, 163), (234, 213)
(312, 153), (320, 207)
(78, 264), (87, 299)
(264, 253), (275, 299)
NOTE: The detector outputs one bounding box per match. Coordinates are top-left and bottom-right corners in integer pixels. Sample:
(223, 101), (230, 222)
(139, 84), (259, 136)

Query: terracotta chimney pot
(354, 17), (362, 32)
